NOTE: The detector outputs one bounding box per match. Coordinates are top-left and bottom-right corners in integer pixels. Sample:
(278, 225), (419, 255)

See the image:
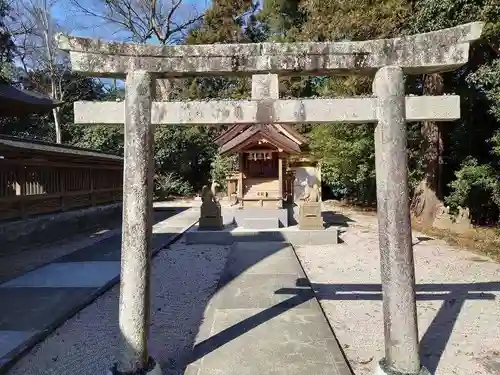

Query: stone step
(242, 217), (279, 229)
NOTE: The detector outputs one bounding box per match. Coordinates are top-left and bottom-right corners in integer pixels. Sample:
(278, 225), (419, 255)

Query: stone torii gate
(57, 21), (484, 375)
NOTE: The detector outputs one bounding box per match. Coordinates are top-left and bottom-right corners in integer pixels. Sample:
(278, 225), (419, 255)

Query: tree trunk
(50, 76), (62, 143)
(410, 73), (444, 226)
(53, 107), (62, 143)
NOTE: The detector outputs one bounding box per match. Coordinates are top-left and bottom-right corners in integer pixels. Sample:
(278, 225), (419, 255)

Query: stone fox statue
(201, 185), (214, 203)
(308, 183), (320, 202)
(301, 182), (320, 202)
(201, 182), (220, 203)
(211, 181), (220, 199)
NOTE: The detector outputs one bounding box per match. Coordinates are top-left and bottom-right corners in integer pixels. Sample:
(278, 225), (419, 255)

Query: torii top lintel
(56, 22), (484, 78)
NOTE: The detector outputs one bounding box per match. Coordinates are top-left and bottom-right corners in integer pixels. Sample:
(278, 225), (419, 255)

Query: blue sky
(52, 0), (210, 41)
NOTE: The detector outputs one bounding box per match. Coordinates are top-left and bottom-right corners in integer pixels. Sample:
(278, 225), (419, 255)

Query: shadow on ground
(0, 207), (189, 284)
(304, 280), (500, 374)
(322, 211), (356, 228)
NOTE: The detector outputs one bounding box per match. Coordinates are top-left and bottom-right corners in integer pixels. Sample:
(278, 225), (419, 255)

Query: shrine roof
(215, 123), (307, 150)
(0, 83), (63, 117)
(219, 124), (301, 155)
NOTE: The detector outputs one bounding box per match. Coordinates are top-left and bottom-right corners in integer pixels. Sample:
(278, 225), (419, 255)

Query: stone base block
(242, 217), (280, 229)
(299, 202), (324, 230)
(285, 229), (338, 245)
(107, 358), (162, 375)
(223, 207), (289, 228)
(374, 359), (430, 375)
(298, 217), (324, 230)
(198, 216), (223, 230)
(185, 228), (339, 245)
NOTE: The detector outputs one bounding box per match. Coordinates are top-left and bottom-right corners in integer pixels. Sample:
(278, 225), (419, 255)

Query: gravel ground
(7, 238), (230, 375)
(295, 208), (500, 375)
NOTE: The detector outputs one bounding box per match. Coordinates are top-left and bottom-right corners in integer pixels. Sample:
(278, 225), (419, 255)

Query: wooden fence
(0, 136), (123, 221)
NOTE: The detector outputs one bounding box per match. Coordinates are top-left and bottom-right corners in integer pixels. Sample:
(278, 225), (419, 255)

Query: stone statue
(211, 181), (220, 201)
(301, 181), (320, 202)
(299, 182), (323, 230)
(201, 185), (214, 203)
(307, 183), (320, 203)
(199, 184), (223, 230)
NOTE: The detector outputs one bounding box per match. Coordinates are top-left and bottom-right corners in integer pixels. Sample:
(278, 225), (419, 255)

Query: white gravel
(295, 209), (500, 375)
(8, 238), (230, 375)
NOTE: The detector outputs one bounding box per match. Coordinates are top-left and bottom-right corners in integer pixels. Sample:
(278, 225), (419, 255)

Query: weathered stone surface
(299, 202), (324, 230)
(184, 229), (339, 245)
(251, 73), (279, 99)
(242, 217), (280, 229)
(118, 70), (154, 373)
(374, 358), (430, 375)
(224, 207), (289, 228)
(154, 79), (171, 101)
(56, 22), (484, 77)
(373, 66), (420, 374)
(73, 95), (460, 125)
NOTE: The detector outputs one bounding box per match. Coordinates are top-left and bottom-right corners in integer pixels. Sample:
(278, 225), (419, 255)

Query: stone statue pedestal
(298, 202), (323, 230)
(199, 200), (223, 230)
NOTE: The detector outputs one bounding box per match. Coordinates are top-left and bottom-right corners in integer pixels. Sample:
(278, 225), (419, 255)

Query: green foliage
(468, 59), (500, 122)
(154, 125), (217, 193)
(445, 157), (500, 224)
(490, 130), (500, 157)
(309, 123), (376, 204)
(210, 153), (239, 190)
(68, 125), (124, 155)
(406, 0), (500, 36)
(154, 172), (194, 200)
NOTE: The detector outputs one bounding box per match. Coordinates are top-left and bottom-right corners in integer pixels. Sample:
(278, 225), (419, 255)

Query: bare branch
(66, 0), (205, 45)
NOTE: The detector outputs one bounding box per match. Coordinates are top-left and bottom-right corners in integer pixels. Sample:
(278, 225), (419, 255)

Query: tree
(68, 0), (203, 44)
(300, 0), (412, 41)
(0, 0), (16, 76)
(8, 0), (80, 143)
(257, 0), (304, 42)
(154, 125), (217, 192)
(183, 0), (264, 187)
(406, 0), (500, 225)
(296, 0), (414, 204)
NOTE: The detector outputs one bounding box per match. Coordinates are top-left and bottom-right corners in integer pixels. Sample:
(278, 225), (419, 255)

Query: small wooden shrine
(215, 123), (308, 208)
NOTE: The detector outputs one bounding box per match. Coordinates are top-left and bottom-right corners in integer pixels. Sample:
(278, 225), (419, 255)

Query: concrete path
(186, 241), (352, 375)
(0, 207), (199, 372)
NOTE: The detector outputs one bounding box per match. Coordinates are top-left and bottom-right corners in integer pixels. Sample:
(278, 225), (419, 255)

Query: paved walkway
(186, 241), (352, 375)
(0, 207), (199, 372)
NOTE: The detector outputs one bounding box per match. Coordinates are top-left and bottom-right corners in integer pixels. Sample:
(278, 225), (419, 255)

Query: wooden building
(215, 123), (317, 208)
(0, 135), (123, 221)
(0, 81), (123, 221)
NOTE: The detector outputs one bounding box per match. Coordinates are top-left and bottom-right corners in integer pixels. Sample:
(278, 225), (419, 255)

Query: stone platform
(185, 241), (351, 375)
(185, 226), (339, 246)
(222, 207), (288, 228)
